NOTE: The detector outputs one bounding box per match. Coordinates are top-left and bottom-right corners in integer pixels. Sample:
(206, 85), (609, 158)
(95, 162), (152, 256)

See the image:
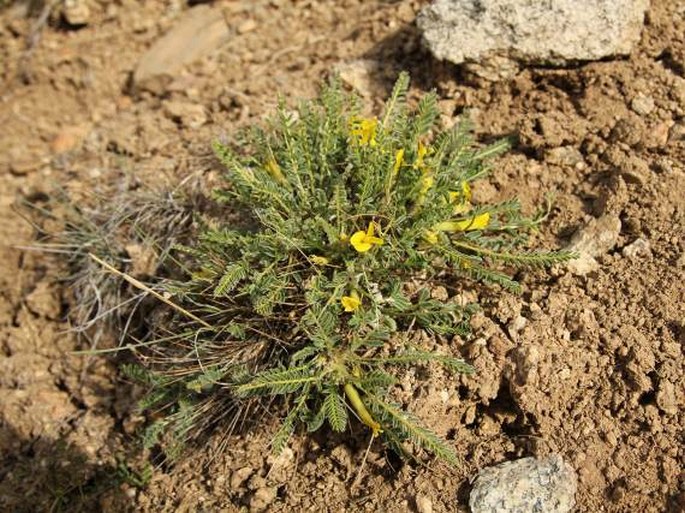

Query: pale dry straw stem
(88, 252), (213, 329)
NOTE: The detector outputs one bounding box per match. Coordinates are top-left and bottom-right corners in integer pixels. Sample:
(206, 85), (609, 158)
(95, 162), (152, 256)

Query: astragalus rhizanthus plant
(48, 72), (573, 464)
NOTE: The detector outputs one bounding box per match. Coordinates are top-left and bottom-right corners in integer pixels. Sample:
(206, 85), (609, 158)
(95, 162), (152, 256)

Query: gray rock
(417, 0), (649, 79)
(133, 6), (231, 94)
(566, 215), (621, 275)
(469, 454), (577, 513)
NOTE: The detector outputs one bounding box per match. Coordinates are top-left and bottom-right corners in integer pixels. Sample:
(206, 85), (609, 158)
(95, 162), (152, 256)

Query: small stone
(603, 146), (650, 185)
(415, 493), (433, 513)
(237, 19), (257, 34)
(50, 124), (90, 154)
(439, 389), (450, 403)
(116, 95), (133, 111)
(249, 486), (277, 511)
(477, 415), (500, 436)
(621, 238), (650, 259)
(133, 5), (231, 94)
(334, 59), (382, 98)
(654, 157), (674, 174)
(62, 0), (90, 26)
(125, 244), (159, 278)
(668, 119), (685, 143)
(10, 157), (42, 176)
(507, 315), (527, 341)
(464, 404), (477, 425)
(528, 302), (543, 320)
(620, 155), (651, 185)
(630, 93), (655, 116)
(644, 120), (672, 148)
(266, 447), (294, 483)
(566, 215), (622, 276)
(656, 380), (678, 416)
(469, 454), (577, 513)
(229, 467), (253, 490)
(545, 146), (584, 167)
(104, 3), (118, 20)
(609, 117), (645, 147)
(163, 101), (207, 129)
(431, 286), (449, 301)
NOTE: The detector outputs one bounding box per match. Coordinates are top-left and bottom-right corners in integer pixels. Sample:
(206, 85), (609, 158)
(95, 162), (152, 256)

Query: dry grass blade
(88, 253), (212, 329)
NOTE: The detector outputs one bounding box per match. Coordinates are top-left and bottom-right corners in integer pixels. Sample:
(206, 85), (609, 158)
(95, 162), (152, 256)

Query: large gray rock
(133, 5), (231, 94)
(469, 454), (577, 513)
(417, 0), (650, 79)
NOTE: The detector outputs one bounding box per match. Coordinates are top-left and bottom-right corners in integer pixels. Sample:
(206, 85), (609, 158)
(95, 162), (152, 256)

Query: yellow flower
(449, 182), (472, 213)
(461, 181), (472, 202)
(265, 157), (285, 184)
(341, 291), (361, 312)
(310, 255), (329, 265)
(414, 141), (429, 170)
(413, 142), (434, 205)
(420, 174), (434, 194)
(349, 117), (378, 146)
(452, 202), (471, 214)
(392, 148), (405, 178)
(416, 173), (434, 206)
(423, 230), (439, 245)
(449, 182), (472, 201)
(350, 222), (383, 253)
(434, 212), (491, 232)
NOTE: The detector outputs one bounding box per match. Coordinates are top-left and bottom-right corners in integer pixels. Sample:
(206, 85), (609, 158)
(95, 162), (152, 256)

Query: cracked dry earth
(0, 1), (683, 512)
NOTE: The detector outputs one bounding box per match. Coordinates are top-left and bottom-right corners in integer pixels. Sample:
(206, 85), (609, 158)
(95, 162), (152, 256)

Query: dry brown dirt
(1, 1), (683, 512)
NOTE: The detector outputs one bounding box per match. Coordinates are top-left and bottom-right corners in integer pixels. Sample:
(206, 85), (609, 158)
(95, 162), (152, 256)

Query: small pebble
(630, 93), (655, 116)
(621, 238), (651, 259)
(62, 0), (90, 26)
(416, 494), (433, 513)
(229, 466), (253, 490)
(163, 101), (207, 129)
(237, 19), (257, 34)
(249, 486), (277, 511)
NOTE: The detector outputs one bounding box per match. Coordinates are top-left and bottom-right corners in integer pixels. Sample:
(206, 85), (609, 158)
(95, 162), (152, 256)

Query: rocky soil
(0, 1), (683, 512)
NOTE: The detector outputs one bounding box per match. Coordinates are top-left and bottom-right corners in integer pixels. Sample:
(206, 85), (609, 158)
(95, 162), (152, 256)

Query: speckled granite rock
(417, 0), (650, 80)
(469, 454), (577, 513)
